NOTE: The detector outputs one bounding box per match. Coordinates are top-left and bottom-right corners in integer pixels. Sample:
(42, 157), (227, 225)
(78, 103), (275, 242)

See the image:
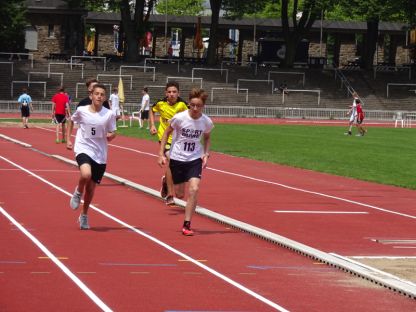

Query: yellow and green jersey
(152, 97), (188, 143)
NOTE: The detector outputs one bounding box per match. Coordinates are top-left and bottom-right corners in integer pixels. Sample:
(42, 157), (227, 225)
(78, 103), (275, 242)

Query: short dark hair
(166, 81), (179, 91)
(143, 87), (148, 92)
(92, 83), (107, 93)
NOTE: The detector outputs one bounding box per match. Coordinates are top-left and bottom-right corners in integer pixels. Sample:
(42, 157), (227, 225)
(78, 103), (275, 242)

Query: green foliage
(0, 0), (27, 52)
(155, 0), (204, 15)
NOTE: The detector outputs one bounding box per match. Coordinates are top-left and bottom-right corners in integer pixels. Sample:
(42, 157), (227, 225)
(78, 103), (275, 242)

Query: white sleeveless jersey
(71, 105), (116, 164)
(169, 110), (213, 162)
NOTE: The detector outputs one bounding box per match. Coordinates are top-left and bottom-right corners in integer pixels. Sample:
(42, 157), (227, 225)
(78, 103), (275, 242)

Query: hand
(150, 126), (157, 135)
(66, 141), (73, 150)
(202, 154), (209, 168)
(158, 155), (166, 168)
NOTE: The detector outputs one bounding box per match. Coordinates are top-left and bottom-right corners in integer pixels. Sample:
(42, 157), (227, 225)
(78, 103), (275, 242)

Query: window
(48, 24), (55, 38)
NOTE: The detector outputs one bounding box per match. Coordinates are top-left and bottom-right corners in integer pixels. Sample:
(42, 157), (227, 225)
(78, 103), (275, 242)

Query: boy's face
(165, 86), (179, 105)
(188, 97), (204, 118)
(91, 87), (106, 106)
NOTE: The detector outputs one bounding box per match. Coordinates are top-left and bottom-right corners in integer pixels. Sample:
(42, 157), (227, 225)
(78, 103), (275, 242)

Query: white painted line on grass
(0, 205), (113, 312)
(0, 155), (290, 312)
(274, 211), (368, 214)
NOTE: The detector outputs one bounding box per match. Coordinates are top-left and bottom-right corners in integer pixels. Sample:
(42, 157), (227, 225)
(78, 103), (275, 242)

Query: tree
(0, 0), (27, 52)
(336, 0), (409, 69)
(155, 0), (204, 16)
(66, 0), (155, 62)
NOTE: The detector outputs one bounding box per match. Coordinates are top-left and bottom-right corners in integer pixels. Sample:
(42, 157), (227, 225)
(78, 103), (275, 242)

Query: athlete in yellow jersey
(149, 81), (188, 205)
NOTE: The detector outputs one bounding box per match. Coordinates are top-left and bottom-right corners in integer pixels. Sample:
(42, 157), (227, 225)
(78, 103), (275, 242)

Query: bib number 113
(183, 142), (195, 152)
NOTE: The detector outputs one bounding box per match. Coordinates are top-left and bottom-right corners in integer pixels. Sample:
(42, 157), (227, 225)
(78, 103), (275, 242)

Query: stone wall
(309, 42), (327, 57)
(32, 25), (64, 60)
(339, 43), (357, 66)
(97, 33), (115, 55)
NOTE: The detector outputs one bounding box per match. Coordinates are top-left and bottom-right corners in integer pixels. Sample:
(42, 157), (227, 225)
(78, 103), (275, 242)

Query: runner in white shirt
(139, 87), (150, 129)
(158, 88), (213, 236)
(66, 84), (117, 230)
(345, 92), (359, 136)
(109, 88), (121, 120)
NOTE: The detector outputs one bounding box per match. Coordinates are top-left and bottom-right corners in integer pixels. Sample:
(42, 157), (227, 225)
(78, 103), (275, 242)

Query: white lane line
(0, 155), (289, 312)
(22, 128), (416, 220)
(0, 133), (32, 147)
(274, 211), (368, 214)
(351, 256), (416, 259)
(0, 206), (112, 312)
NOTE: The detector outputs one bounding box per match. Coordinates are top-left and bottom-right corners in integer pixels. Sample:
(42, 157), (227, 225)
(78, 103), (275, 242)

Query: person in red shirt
(52, 86), (70, 143)
(355, 99), (367, 136)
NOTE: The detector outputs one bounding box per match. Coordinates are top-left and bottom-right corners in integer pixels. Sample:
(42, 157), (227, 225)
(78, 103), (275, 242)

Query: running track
(1, 126), (415, 311)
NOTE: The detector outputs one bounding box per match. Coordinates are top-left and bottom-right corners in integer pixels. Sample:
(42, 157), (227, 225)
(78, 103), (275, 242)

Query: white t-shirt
(71, 105), (117, 164)
(349, 98), (358, 122)
(109, 93), (120, 113)
(141, 94), (150, 111)
(169, 110), (214, 162)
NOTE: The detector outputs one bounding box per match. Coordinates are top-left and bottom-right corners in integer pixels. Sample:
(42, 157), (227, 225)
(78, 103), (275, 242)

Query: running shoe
(160, 175), (168, 198)
(182, 226), (194, 236)
(165, 195), (175, 206)
(55, 139), (60, 143)
(78, 214), (90, 230)
(344, 131), (352, 136)
(61, 139), (66, 143)
(70, 187), (82, 210)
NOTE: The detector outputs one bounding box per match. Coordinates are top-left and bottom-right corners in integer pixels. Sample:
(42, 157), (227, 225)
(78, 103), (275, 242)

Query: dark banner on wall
(257, 38), (309, 63)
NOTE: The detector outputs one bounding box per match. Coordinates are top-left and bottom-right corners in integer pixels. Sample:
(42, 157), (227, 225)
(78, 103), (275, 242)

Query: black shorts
(21, 106), (30, 117)
(140, 110), (149, 120)
(76, 153), (106, 184)
(169, 158), (203, 184)
(54, 114), (66, 124)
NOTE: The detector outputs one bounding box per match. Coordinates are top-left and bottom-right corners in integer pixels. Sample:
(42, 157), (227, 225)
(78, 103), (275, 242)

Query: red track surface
(1, 125), (415, 311)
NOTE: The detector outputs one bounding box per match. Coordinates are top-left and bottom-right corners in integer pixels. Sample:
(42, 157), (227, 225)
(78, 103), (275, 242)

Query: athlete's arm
(202, 132), (212, 168)
(158, 125), (173, 167)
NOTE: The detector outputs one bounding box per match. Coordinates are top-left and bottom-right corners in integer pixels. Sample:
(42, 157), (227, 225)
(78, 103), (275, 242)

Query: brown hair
(92, 83), (107, 93)
(188, 88), (208, 104)
(86, 78), (98, 88)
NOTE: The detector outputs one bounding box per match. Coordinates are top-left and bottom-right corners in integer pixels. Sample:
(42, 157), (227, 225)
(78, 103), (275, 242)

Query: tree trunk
(207, 0), (222, 65)
(363, 19), (379, 70)
(119, 0), (139, 63)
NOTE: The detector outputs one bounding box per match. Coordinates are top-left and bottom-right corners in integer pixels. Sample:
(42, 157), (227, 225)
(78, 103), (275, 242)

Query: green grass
(2, 118), (415, 189)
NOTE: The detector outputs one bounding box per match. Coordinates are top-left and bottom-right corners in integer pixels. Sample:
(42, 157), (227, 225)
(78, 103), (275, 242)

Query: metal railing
(0, 100), (405, 122)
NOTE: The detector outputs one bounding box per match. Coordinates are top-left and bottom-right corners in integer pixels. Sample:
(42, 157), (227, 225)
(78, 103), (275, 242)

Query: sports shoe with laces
(165, 195), (175, 206)
(70, 187), (82, 210)
(182, 226), (194, 236)
(78, 214), (90, 230)
(160, 175), (168, 198)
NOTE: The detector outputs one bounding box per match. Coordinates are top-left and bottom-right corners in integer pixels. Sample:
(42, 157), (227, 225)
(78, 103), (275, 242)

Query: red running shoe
(182, 226), (194, 236)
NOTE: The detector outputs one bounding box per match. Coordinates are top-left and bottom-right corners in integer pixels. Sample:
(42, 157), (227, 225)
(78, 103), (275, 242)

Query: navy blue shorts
(169, 158), (202, 184)
(76, 153), (106, 184)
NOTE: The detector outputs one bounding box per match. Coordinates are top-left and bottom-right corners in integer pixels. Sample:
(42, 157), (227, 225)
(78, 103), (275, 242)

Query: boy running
(158, 88), (213, 236)
(149, 81), (188, 205)
(66, 84), (117, 230)
(51, 86), (70, 143)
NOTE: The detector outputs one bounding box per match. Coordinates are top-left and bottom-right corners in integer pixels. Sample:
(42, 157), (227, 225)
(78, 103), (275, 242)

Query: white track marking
(0, 155), (290, 312)
(0, 206), (113, 312)
(12, 127), (416, 220)
(351, 256), (416, 259)
(274, 211), (368, 214)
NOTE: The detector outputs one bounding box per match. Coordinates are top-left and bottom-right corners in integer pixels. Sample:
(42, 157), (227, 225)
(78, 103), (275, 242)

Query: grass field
(2, 118), (416, 189)
(120, 121), (416, 190)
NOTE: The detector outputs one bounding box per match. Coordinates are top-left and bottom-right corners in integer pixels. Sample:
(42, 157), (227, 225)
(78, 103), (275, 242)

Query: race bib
(84, 124), (105, 139)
